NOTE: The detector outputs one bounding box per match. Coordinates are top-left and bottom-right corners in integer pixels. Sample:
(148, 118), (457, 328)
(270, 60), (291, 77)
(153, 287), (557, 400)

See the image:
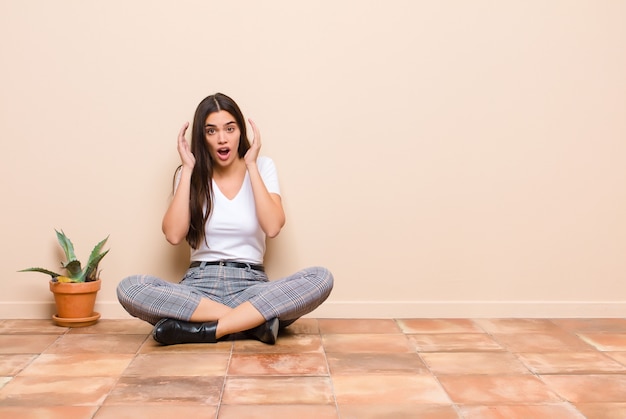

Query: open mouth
(216, 147), (231, 160)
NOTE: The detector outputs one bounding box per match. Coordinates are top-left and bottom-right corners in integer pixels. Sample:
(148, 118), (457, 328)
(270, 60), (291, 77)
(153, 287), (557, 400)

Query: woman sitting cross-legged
(117, 92), (333, 345)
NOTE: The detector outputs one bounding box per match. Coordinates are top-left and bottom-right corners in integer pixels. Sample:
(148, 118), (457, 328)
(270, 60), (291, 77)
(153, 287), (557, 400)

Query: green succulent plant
(19, 230), (109, 283)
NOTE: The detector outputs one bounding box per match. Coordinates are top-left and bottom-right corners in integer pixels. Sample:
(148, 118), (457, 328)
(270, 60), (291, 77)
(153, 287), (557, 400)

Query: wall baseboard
(1, 300), (625, 319)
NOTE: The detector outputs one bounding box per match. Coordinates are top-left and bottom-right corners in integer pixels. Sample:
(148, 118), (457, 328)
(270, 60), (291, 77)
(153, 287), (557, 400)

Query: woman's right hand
(177, 122), (196, 169)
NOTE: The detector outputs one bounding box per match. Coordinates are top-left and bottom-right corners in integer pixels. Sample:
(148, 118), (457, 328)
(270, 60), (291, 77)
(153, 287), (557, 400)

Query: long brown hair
(175, 93), (250, 249)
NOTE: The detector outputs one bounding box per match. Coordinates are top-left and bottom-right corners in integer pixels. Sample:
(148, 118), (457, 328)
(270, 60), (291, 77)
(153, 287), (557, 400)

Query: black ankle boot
(245, 318), (279, 345)
(153, 318), (219, 345)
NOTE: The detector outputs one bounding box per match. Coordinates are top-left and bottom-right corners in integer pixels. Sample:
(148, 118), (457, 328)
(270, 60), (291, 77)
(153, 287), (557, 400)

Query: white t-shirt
(185, 156), (281, 264)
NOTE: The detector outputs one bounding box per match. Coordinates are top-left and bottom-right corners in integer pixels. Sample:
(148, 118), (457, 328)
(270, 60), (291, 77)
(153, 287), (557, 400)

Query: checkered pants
(117, 264), (333, 326)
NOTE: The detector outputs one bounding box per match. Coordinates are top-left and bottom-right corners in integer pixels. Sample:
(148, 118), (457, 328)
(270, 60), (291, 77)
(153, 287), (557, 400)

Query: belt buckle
(219, 261), (224, 267)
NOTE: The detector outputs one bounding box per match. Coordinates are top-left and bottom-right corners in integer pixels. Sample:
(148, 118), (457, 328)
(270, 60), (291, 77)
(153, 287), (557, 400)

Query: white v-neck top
(186, 156), (280, 264)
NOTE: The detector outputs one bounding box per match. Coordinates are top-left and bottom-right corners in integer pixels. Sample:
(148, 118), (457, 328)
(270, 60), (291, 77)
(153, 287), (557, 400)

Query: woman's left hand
(244, 118), (261, 166)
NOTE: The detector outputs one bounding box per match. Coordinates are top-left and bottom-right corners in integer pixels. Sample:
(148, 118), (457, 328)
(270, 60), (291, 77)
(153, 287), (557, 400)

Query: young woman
(117, 93), (333, 345)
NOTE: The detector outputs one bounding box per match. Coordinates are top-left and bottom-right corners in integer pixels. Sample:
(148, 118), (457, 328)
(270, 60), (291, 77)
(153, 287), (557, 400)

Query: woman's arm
(162, 123), (195, 245)
(245, 119), (286, 238)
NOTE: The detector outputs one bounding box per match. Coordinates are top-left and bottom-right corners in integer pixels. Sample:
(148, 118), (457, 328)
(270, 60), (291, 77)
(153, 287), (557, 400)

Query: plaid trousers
(117, 263), (333, 326)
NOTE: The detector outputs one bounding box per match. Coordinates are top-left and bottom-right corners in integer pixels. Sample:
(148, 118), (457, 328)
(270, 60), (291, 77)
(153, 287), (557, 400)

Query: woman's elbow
(264, 220), (285, 239)
(265, 228), (281, 239)
(162, 225), (187, 245)
(165, 234), (185, 245)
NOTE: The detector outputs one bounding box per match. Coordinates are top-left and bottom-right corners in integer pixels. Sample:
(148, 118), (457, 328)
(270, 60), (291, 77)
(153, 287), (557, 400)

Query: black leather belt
(189, 260), (265, 272)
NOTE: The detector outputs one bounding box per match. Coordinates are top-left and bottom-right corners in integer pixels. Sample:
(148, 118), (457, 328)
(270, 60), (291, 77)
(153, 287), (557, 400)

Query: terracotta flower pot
(49, 279), (101, 327)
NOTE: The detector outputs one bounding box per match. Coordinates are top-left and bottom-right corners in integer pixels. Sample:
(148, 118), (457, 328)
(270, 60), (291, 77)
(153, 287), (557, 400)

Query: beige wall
(1, 0), (625, 319)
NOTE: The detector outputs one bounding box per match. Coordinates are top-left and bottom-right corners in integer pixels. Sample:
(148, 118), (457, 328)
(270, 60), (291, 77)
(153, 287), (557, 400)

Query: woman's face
(204, 110), (241, 167)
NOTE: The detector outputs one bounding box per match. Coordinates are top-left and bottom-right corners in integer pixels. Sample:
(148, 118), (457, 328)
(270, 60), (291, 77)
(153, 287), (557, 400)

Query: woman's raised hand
(244, 118), (261, 166)
(177, 122), (196, 169)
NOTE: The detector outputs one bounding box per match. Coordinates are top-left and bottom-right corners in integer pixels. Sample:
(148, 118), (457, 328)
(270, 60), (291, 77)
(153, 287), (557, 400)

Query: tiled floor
(1, 318), (626, 418)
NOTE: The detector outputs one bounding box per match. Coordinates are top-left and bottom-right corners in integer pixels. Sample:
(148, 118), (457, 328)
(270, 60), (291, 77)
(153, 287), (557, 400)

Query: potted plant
(19, 229), (110, 327)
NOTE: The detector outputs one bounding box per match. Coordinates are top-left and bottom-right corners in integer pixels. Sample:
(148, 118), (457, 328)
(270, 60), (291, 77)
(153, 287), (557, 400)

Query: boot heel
(245, 318), (279, 345)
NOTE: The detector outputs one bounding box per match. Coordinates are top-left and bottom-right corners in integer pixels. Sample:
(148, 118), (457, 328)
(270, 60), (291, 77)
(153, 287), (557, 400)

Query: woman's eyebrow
(205, 121), (237, 128)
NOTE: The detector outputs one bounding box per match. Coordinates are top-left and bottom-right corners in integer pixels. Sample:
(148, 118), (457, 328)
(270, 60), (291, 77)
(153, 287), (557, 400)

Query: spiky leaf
(87, 236), (109, 265)
(55, 230), (77, 262)
(18, 267), (60, 279)
(84, 248), (110, 282)
(62, 260), (82, 278)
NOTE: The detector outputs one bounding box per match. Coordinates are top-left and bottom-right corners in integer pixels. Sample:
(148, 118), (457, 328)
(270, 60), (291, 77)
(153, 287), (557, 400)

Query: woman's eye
(227, 127), (235, 132)
(206, 128), (215, 135)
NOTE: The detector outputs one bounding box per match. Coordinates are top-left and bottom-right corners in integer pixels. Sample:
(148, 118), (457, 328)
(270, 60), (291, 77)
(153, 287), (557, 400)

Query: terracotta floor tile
(327, 352), (427, 375)
(68, 319), (153, 335)
(322, 334), (414, 353)
(397, 318), (483, 334)
(517, 352), (626, 374)
(574, 402), (626, 419)
(474, 318), (563, 334)
(95, 405), (218, 418)
(421, 352), (531, 375)
(104, 376), (223, 405)
(459, 404), (585, 419)
(492, 331), (596, 353)
(0, 335), (60, 354)
(234, 334), (323, 353)
(44, 334), (147, 354)
(1, 317), (624, 414)
(123, 353), (229, 376)
(228, 353), (328, 376)
(280, 318), (319, 335)
(552, 318), (626, 333)
(222, 376), (334, 404)
(318, 318), (401, 334)
(0, 354), (36, 375)
(606, 351), (626, 366)
(437, 375), (561, 404)
(408, 333), (503, 352)
(338, 403), (459, 419)
(19, 353), (134, 376)
(0, 319), (67, 334)
(540, 374), (626, 402)
(218, 404), (339, 419)
(0, 406), (98, 419)
(0, 376), (118, 406)
(577, 333), (626, 351)
(332, 374), (450, 404)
